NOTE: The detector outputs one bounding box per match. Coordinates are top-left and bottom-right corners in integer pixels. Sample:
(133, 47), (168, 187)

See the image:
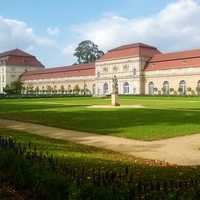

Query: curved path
(0, 119), (199, 166)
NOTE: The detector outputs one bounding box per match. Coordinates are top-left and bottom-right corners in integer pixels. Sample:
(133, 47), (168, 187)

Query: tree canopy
(3, 80), (23, 95)
(74, 40), (104, 64)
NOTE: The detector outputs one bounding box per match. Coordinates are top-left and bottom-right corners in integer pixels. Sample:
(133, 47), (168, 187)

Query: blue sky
(1, 0), (200, 67)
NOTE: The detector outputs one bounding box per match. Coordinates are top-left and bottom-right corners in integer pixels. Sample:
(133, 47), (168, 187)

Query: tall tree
(74, 40), (104, 64)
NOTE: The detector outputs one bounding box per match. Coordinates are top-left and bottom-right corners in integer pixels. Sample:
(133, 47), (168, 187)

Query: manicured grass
(1, 128), (200, 199)
(0, 128), (138, 167)
(0, 96), (200, 140)
(0, 128), (199, 181)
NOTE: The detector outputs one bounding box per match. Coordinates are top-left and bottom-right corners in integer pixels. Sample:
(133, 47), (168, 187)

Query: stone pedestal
(111, 93), (120, 106)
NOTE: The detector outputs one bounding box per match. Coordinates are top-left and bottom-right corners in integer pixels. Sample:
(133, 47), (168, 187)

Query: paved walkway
(0, 119), (200, 166)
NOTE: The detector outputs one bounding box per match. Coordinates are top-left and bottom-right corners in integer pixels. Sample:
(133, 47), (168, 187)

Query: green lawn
(0, 128), (198, 181)
(0, 96), (200, 140)
(0, 128), (137, 167)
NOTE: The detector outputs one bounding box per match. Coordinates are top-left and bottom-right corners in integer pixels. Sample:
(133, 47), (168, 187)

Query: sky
(1, 0), (200, 67)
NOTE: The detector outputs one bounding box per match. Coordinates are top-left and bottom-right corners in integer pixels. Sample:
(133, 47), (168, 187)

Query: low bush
(0, 136), (200, 200)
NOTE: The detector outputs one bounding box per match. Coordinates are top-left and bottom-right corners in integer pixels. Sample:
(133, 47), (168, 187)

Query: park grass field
(0, 96), (200, 140)
(0, 128), (198, 180)
(1, 128), (200, 199)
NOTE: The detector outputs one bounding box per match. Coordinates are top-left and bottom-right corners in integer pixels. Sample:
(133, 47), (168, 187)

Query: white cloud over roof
(64, 0), (200, 55)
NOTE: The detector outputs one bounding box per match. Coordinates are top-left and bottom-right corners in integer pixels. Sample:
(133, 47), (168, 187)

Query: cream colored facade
(94, 51), (164, 96)
(145, 67), (200, 96)
(24, 75), (96, 95)
(95, 57), (143, 96)
(0, 64), (38, 93)
(22, 60), (200, 96)
(3, 45), (200, 96)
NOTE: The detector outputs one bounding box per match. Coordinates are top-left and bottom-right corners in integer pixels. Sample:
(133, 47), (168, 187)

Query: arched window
(68, 85), (72, 94)
(133, 68), (137, 76)
(92, 84), (96, 95)
(149, 82), (154, 95)
(133, 86), (136, 94)
(84, 84), (87, 90)
(123, 82), (129, 94)
(179, 80), (186, 95)
(83, 84), (88, 95)
(197, 81), (200, 96)
(163, 81), (169, 95)
(103, 83), (108, 94)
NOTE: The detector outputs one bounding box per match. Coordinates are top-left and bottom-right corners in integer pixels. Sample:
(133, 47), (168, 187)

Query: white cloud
(62, 44), (75, 55)
(0, 16), (56, 52)
(47, 27), (60, 36)
(64, 0), (200, 54)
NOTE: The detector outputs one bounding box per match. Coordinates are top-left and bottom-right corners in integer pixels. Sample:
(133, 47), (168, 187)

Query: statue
(111, 75), (120, 106)
(112, 75), (119, 94)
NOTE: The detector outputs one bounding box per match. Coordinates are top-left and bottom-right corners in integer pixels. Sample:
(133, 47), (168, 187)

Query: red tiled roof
(145, 49), (200, 71)
(0, 49), (44, 68)
(21, 63), (95, 81)
(0, 49), (33, 58)
(109, 43), (158, 52)
(98, 43), (161, 61)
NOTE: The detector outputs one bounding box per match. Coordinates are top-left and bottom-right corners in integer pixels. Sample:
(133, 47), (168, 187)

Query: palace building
(2, 43), (200, 96)
(0, 49), (44, 94)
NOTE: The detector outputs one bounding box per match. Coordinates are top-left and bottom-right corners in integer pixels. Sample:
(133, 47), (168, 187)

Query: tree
(46, 85), (52, 94)
(60, 85), (65, 94)
(73, 85), (80, 95)
(3, 80), (23, 95)
(35, 86), (40, 95)
(74, 40), (104, 64)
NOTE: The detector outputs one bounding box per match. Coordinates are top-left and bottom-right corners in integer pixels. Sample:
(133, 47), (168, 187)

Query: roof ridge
(0, 48), (34, 58)
(153, 48), (200, 56)
(108, 43), (157, 52)
(150, 48), (200, 63)
(23, 63), (95, 75)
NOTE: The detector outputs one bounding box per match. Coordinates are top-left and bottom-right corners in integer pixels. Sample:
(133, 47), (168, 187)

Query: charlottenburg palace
(1, 42), (200, 96)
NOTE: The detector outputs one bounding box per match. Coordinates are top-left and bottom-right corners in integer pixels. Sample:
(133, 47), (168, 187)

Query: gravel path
(0, 119), (199, 166)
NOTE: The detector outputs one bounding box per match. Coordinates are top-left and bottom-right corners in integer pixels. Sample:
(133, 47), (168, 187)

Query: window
(133, 86), (136, 94)
(123, 82), (129, 94)
(92, 84), (96, 95)
(83, 84), (88, 95)
(103, 82), (108, 94)
(123, 65), (129, 72)
(97, 72), (100, 78)
(179, 80), (186, 95)
(197, 81), (200, 95)
(133, 68), (137, 76)
(163, 81), (169, 95)
(148, 82), (154, 95)
(113, 66), (118, 73)
(103, 67), (108, 72)
(68, 85), (71, 90)
(84, 84), (88, 89)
